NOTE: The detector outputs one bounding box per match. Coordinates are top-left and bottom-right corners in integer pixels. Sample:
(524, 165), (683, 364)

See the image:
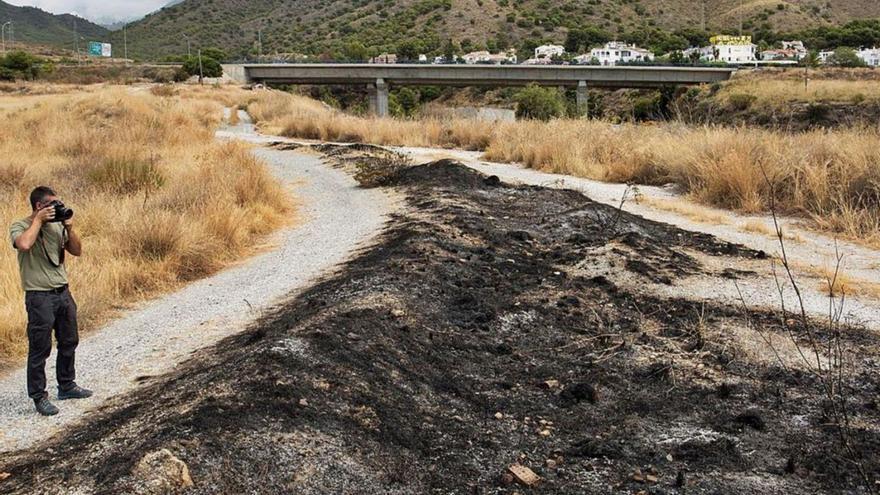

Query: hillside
(0, 1), (108, 50)
(112, 0), (880, 60)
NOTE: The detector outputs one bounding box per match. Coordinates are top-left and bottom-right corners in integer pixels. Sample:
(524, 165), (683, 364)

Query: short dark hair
(29, 186), (56, 210)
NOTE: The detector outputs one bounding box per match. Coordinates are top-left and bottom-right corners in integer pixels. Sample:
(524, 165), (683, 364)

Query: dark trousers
(25, 287), (79, 400)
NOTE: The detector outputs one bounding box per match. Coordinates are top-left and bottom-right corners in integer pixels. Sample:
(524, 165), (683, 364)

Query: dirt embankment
(1, 148), (878, 494)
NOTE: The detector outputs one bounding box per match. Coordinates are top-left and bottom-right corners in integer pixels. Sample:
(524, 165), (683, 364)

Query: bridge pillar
(368, 78), (389, 117)
(576, 80), (589, 118)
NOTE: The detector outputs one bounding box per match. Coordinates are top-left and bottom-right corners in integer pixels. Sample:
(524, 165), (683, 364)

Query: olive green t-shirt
(9, 218), (68, 292)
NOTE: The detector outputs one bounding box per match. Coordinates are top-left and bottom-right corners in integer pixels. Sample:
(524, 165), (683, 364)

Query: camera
(46, 200), (74, 223)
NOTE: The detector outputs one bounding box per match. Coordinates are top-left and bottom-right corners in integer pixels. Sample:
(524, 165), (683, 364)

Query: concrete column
(576, 80), (589, 118)
(367, 78), (389, 117)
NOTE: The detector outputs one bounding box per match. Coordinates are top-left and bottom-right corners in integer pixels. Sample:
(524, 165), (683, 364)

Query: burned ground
(1, 153), (878, 495)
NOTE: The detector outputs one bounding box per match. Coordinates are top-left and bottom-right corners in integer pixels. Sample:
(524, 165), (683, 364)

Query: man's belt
(27, 285), (68, 294)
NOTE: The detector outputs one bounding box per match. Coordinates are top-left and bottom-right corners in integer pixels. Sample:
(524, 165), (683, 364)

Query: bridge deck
(224, 63), (734, 89)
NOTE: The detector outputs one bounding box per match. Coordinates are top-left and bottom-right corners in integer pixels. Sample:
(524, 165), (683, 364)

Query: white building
(682, 45), (715, 61)
(818, 50), (835, 63)
(781, 40), (808, 59)
(857, 47), (880, 67)
(579, 41), (654, 66)
(710, 35), (756, 63)
(369, 53), (397, 64)
(462, 49), (517, 65)
(534, 44), (565, 60)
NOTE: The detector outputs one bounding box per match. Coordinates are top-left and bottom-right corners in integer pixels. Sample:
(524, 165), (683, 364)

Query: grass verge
(0, 88), (291, 361)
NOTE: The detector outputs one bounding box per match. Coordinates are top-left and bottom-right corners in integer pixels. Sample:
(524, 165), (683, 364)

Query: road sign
(88, 41), (112, 57)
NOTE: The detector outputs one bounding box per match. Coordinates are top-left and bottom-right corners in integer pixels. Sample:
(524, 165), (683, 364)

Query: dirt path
(0, 116), (395, 454)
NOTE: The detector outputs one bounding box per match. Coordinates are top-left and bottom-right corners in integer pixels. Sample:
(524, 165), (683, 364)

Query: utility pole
(197, 48), (204, 84)
(701, 1), (706, 32)
(74, 18), (79, 60)
(123, 24), (128, 61)
(183, 33), (191, 57)
(739, 0), (744, 36)
(257, 29), (263, 61)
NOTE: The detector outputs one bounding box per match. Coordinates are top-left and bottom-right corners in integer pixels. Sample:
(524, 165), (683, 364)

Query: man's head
(29, 186), (58, 211)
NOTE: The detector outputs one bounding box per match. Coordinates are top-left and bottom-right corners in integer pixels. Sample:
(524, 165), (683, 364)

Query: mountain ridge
(109, 0), (880, 60)
(0, 1), (108, 50)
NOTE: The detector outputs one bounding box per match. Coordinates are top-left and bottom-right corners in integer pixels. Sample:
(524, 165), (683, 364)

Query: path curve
(0, 114), (395, 453)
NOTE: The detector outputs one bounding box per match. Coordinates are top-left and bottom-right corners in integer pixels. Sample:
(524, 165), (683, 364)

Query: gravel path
(0, 113), (395, 453)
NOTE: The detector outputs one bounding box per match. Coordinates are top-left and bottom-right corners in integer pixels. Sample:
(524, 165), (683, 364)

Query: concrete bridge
(223, 63), (734, 117)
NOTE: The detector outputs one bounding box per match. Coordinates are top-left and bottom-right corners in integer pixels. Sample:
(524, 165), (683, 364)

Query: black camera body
(46, 200), (74, 223)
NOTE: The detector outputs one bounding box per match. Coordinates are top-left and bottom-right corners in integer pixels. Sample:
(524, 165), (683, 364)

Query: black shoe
(35, 397), (59, 416)
(58, 385), (93, 400)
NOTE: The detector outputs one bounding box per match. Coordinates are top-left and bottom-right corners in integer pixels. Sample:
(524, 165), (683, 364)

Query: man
(10, 186), (92, 416)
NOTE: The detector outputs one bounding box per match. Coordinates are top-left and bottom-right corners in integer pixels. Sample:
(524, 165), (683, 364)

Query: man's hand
(32, 206), (55, 225)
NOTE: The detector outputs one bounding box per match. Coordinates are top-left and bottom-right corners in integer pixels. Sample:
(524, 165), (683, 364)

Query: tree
(564, 27), (611, 53)
(342, 42), (370, 62)
(396, 40), (422, 61)
(514, 84), (565, 121)
(200, 47), (228, 63)
(826, 47), (866, 68)
(182, 54), (223, 78)
(0, 51), (45, 80)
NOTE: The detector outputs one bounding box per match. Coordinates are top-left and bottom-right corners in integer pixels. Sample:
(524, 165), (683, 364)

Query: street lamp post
(197, 49), (204, 84)
(1, 22), (11, 53)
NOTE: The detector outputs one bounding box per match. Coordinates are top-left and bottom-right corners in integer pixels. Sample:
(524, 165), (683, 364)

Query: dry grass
(639, 197), (729, 225)
(0, 88), (291, 361)
(721, 68), (880, 105)
(257, 92), (879, 245)
(814, 266), (880, 300)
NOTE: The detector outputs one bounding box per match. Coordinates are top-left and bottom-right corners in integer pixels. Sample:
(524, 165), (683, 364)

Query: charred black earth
(1, 151), (878, 495)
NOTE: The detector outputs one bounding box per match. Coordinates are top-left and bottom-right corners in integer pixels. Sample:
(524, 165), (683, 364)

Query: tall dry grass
(0, 89), (291, 361)
(249, 89), (879, 245)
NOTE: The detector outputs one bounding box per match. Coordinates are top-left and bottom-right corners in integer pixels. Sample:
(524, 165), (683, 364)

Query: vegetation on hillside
(0, 89), (292, 360)
(109, 0), (880, 61)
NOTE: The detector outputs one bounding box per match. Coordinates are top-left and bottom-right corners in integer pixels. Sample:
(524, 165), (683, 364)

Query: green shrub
(182, 55), (223, 78)
(514, 84), (565, 121)
(728, 93), (757, 111)
(826, 47), (866, 68)
(0, 51), (45, 80)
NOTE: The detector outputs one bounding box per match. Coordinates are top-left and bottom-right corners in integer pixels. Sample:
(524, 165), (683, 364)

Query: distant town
(362, 36), (880, 68)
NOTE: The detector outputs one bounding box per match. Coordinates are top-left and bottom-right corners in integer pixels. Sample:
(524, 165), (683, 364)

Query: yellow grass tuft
(0, 88), (292, 361)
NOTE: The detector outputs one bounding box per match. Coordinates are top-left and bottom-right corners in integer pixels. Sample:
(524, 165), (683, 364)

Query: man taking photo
(10, 186), (92, 416)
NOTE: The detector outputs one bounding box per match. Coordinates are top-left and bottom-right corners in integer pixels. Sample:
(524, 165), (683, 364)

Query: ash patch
(1, 160), (877, 495)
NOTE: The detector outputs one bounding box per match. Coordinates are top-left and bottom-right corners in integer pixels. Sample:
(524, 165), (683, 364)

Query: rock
(540, 379), (560, 389)
(391, 309), (406, 317)
(494, 412), (504, 420)
(484, 175), (501, 187)
(133, 449), (194, 493)
(507, 464), (540, 487)
(539, 429), (551, 436)
(500, 472), (515, 486)
(559, 382), (598, 407)
(299, 398), (309, 407)
(545, 459), (557, 469)
(0, 472), (10, 481)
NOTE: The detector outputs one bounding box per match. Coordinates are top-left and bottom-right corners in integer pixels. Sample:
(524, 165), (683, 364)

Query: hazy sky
(5, 0), (168, 22)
